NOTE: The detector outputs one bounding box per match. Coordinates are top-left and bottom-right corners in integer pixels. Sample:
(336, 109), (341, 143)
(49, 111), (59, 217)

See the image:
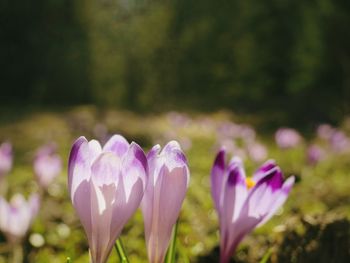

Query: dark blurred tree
(0, 0), (91, 105)
(1, 0), (350, 126)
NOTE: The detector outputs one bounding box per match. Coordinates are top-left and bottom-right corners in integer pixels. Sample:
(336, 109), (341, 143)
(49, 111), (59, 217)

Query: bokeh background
(2, 0), (350, 126)
(0, 0), (350, 262)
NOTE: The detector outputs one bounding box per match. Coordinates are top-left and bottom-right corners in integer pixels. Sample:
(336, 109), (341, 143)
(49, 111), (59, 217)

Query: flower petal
(88, 140), (102, 160)
(253, 159), (277, 182)
(211, 148), (226, 212)
(145, 164), (188, 263)
(258, 176), (295, 226)
(91, 152), (121, 187)
(68, 136), (90, 198)
(72, 180), (93, 250)
(103, 135), (129, 158)
(245, 167), (283, 220)
(89, 181), (116, 263)
(219, 158), (248, 262)
(122, 142), (147, 200)
(147, 144), (161, 161)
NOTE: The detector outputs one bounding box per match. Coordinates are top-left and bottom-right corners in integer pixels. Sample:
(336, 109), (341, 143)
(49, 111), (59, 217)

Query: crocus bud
(0, 193), (40, 244)
(211, 149), (294, 263)
(141, 141), (190, 263)
(0, 142), (13, 178)
(68, 135), (147, 263)
(34, 143), (62, 188)
(275, 128), (302, 149)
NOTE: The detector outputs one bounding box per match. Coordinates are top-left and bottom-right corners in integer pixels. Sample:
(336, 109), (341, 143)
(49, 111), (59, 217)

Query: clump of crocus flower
(0, 142), (13, 178)
(68, 135), (148, 263)
(211, 148), (294, 263)
(34, 143), (62, 189)
(275, 128), (302, 149)
(0, 193), (40, 244)
(141, 141), (190, 263)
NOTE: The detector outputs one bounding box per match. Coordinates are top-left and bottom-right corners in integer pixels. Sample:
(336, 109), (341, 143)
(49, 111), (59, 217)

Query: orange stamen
(246, 177), (256, 189)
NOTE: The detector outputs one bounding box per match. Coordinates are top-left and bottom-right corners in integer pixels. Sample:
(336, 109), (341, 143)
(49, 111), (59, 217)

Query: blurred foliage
(1, 0), (350, 125)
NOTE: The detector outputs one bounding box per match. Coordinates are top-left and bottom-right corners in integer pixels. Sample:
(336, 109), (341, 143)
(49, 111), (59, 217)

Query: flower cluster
(68, 134), (293, 263)
(0, 131), (294, 263)
(0, 141), (62, 247)
(68, 135), (190, 263)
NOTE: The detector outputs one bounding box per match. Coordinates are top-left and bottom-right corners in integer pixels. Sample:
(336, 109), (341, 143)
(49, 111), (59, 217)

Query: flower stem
(115, 238), (129, 263)
(165, 220), (179, 263)
(259, 248), (272, 263)
(11, 244), (23, 263)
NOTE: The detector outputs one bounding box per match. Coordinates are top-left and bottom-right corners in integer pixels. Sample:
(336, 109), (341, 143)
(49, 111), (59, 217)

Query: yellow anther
(246, 177), (256, 189)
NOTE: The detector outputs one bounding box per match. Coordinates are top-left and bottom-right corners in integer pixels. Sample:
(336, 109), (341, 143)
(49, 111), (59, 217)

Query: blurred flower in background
(329, 130), (350, 153)
(0, 194), (40, 244)
(307, 144), (326, 165)
(275, 128), (302, 149)
(247, 142), (268, 163)
(317, 124), (335, 140)
(34, 143), (62, 189)
(0, 142), (13, 178)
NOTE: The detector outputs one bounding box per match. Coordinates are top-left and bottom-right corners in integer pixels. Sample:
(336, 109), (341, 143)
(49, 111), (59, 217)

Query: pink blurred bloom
(317, 124), (334, 140)
(34, 143), (62, 188)
(0, 142), (13, 178)
(211, 149), (294, 263)
(247, 142), (268, 163)
(329, 131), (350, 153)
(307, 144), (326, 165)
(0, 194), (40, 244)
(68, 135), (148, 263)
(275, 128), (302, 149)
(141, 141), (190, 263)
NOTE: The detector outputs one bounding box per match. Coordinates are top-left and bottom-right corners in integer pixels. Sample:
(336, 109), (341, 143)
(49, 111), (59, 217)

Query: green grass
(0, 106), (349, 262)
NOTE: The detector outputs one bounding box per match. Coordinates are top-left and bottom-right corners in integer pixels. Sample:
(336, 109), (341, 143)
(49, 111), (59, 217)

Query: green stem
(115, 238), (129, 263)
(259, 248), (272, 263)
(66, 257), (71, 263)
(165, 220), (179, 263)
(11, 244), (23, 263)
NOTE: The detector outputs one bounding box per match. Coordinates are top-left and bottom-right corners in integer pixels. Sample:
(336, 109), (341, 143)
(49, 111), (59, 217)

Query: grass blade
(259, 248), (272, 263)
(115, 238), (129, 263)
(165, 220), (179, 263)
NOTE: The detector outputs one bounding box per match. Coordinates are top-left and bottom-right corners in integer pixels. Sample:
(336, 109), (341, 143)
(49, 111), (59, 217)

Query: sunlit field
(0, 106), (349, 263)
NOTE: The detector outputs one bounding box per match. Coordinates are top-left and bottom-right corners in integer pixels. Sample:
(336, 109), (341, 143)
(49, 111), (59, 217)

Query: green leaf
(115, 238), (130, 263)
(259, 248), (272, 263)
(165, 220), (179, 263)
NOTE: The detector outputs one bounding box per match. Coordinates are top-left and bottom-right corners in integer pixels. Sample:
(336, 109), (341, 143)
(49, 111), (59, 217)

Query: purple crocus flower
(247, 142), (268, 163)
(211, 149), (294, 263)
(0, 142), (13, 178)
(141, 141), (190, 263)
(307, 144), (325, 165)
(329, 130), (350, 153)
(68, 135), (148, 263)
(317, 124), (334, 140)
(0, 194), (40, 244)
(34, 143), (62, 188)
(275, 128), (302, 149)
